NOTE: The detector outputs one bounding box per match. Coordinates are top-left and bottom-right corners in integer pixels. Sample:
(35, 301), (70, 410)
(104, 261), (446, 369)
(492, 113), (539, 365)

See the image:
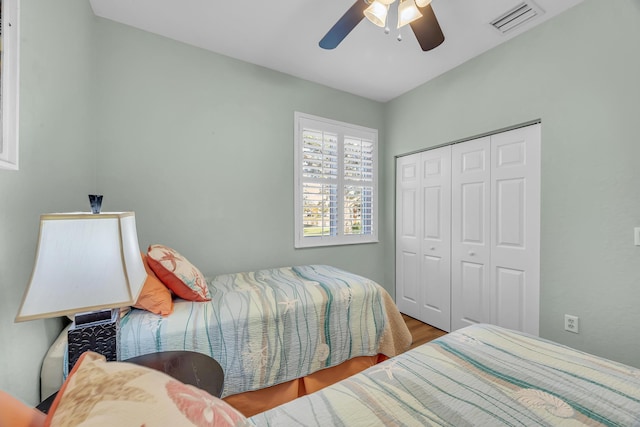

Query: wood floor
(402, 314), (448, 350)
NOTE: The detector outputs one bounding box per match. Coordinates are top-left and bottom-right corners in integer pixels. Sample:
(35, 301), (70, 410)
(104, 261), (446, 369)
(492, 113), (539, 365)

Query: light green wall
(0, 0), (97, 404)
(384, 0), (640, 367)
(90, 18), (387, 284)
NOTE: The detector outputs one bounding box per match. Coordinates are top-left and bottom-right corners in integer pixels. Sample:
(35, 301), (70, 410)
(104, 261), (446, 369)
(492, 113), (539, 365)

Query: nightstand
(125, 351), (224, 397)
(36, 351), (224, 414)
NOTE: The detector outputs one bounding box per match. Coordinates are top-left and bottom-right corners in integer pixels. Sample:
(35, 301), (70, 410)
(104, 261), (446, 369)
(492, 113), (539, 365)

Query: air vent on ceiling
(490, 1), (545, 34)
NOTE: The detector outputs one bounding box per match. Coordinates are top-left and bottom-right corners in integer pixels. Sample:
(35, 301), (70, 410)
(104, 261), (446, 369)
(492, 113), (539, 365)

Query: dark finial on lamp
(89, 195), (103, 214)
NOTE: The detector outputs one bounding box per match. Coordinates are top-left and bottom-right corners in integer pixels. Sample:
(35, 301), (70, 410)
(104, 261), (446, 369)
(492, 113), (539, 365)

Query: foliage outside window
(294, 112), (378, 248)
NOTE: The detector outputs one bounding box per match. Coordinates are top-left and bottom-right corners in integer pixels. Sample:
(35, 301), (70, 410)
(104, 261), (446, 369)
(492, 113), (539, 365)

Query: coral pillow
(45, 352), (251, 427)
(133, 253), (174, 316)
(147, 244), (211, 302)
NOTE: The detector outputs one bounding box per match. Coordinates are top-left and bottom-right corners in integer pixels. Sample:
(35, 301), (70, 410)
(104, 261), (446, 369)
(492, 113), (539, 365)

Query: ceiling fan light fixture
(364, 1), (389, 28)
(414, 0), (432, 7)
(375, 0), (396, 5)
(397, 0), (423, 28)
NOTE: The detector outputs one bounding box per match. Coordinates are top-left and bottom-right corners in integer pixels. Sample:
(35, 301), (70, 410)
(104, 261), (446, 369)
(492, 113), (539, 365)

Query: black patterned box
(67, 309), (120, 372)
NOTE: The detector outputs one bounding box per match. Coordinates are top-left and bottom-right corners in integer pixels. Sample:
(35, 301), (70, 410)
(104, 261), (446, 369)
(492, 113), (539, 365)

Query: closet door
(396, 154), (421, 319)
(451, 137), (492, 331)
(418, 147), (451, 331)
(397, 123), (540, 335)
(396, 147), (451, 331)
(490, 125), (540, 335)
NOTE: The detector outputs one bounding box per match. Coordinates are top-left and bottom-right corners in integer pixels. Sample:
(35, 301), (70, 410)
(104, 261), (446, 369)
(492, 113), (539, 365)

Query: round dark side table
(36, 351), (224, 414)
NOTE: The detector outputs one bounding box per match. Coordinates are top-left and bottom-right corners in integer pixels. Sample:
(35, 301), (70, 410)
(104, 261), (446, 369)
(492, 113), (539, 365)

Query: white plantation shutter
(301, 128), (338, 237)
(343, 137), (374, 236)
(302, 183), (337, 236)
(302, 129), (338, 180)
(295, 112), (378, 248)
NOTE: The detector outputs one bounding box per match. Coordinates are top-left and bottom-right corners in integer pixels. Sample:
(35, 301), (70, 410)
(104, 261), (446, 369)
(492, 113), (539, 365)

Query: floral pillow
(45, 352), (251, 427)
(147, 244), (211, 302)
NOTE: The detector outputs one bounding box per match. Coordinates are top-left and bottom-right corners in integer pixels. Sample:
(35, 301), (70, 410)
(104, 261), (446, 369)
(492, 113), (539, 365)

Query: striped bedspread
(249, 324), (640, 426)
(119, 265), (410, 398)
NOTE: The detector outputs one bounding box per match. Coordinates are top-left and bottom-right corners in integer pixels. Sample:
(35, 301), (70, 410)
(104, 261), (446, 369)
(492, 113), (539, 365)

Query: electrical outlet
(635, 227), (640, 246)
(564, 314), (579, 334)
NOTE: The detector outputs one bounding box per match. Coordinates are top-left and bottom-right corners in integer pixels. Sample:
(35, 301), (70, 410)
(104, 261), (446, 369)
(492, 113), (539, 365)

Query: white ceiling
(89, 0), (583, 102)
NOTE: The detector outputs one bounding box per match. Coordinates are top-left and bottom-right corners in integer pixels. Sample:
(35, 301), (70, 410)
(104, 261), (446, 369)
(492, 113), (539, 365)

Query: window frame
(294, 112), (378, 248)
(0, 0), (20, 170)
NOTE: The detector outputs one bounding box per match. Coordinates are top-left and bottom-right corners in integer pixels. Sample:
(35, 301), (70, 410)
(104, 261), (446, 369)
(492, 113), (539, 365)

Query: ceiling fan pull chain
(397, 28), (403, 42)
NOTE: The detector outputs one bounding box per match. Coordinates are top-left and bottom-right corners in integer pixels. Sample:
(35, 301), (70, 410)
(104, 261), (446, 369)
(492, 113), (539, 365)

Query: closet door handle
(430, 247), (435, 251)
(468, 251), (476, 256)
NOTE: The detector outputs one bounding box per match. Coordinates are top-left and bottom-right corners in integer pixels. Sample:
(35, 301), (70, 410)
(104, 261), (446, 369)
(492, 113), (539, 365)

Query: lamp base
(68, 308), (120, 372)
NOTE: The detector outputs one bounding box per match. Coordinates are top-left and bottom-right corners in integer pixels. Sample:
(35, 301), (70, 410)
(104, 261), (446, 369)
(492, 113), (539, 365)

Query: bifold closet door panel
(396, 154), (421, 319)
(490, 125), (541, 335)
(451, 137), (492, 332)
(396, 122), (540, 335)
(396, 146), (452, 331)
(419, 146), (451, 332)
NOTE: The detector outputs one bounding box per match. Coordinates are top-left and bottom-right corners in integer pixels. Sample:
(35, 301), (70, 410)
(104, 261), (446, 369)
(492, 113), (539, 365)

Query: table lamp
(15, 212), (147, 371)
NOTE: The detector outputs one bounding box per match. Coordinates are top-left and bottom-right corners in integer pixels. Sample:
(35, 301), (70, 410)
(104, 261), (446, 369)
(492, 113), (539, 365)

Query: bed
(249, 323), (640, 426)
(41, 264), (412, 416)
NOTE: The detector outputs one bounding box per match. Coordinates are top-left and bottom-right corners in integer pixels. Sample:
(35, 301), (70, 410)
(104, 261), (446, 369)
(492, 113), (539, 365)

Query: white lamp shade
(15, 212), (147, 321)
(397, 0), (423, 28)
(364, 1), (389, 28)
(415, 0), (432, 7)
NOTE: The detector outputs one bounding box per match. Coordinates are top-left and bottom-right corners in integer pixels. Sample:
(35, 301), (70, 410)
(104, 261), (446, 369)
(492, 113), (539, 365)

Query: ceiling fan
(320, 0), (445, 51)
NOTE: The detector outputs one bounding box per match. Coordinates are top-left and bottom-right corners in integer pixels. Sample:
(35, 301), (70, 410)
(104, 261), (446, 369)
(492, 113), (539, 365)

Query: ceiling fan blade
(410, 3), (445, 52)
(319, 0), (369, 50)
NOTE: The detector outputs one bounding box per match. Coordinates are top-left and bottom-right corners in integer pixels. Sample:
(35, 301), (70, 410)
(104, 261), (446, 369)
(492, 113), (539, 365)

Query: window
(294, 112), (378, 248)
